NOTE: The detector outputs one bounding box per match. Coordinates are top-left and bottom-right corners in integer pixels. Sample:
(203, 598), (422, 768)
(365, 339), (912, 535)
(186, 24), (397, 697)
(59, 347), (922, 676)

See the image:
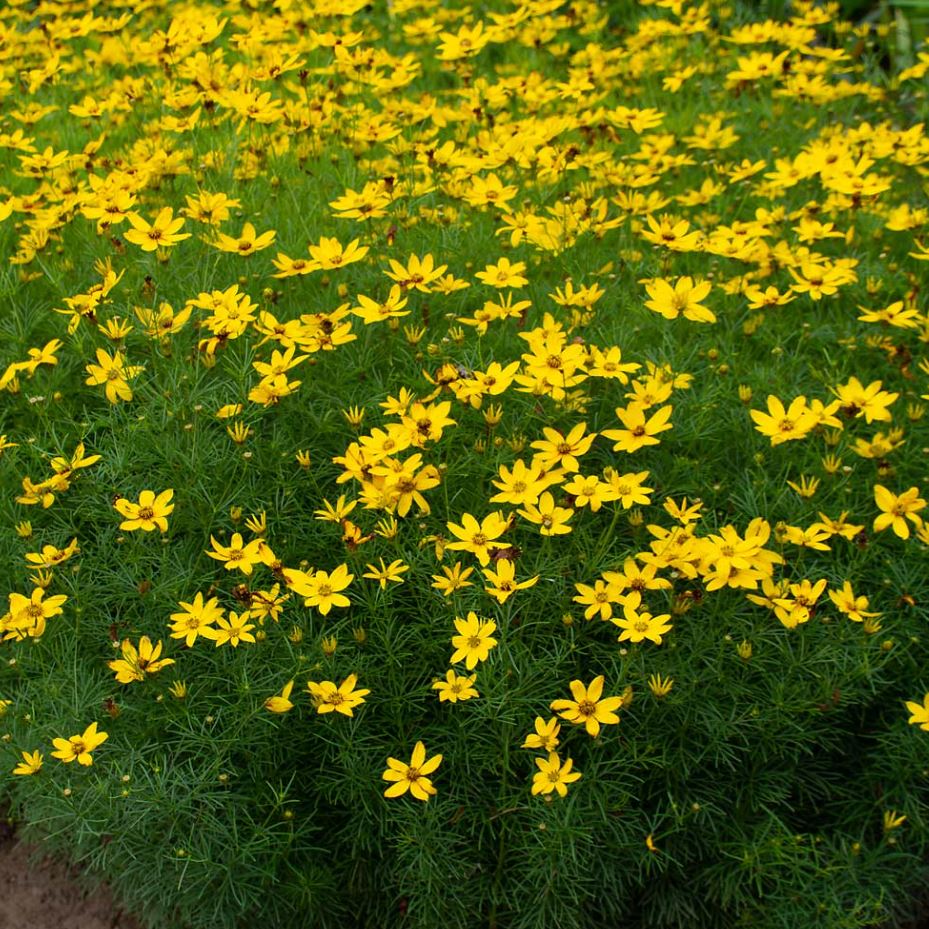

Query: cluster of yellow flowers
(1, 0), (929, 808)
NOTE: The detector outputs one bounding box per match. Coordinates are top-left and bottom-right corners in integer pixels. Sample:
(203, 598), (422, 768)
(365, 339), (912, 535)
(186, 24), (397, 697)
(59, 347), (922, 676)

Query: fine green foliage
(0, 1), (929, 928)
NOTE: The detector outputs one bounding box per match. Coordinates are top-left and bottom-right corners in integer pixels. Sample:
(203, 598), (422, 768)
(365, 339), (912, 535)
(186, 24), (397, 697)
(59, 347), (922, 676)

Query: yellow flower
(601, 404), (674, 454)
(906, 693), (929, 731)
(431, 562), (475, 597)
(873, 485), (926, 539)
(382, 741), (443, 801)
(169, 593), (224, 647)
(482, 558), (538, 604)
(883, 810), (907, 833)
(432, 670), (479, 703)
(550, 676), (623, 737)
(362, 558), (409, 590)
(521, 717), (560, 751)
(531, 752), (581, 798)
(12, 750), (43, 776)
(307, 674), (370, 716)
(114, 489), (174, 532)
(284, 564), (354, 615)
(450, 612), (498, 669)
(612, 604), (673, 645)
(205, 610), (256, 647)
(264, 680), (295, 714)
(124, 207), (190, 252)
(51, 722), (108, 766)
(108, 636), (175, 684)
(647, 674), (674, 697)
(644, 276), (715, 323)
(749, 395), (818, 446)
(205, 533), (266, 575)
(210, 222), (276, 256)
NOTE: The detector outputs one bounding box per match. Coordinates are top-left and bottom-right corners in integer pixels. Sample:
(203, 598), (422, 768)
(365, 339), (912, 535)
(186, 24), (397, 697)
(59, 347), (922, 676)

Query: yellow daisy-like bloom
(550, 675), (623, 737)
(450, 611), (498, 670)
(169, 592), (224, 647)
(531, 752), (582, 798)
(307, 674), (370, 717)
(264, 680), (295, 714)
(432, 670), (479, 703)
(51, 722), (108, 766)
(644, 276), (715, 323)
(285, 564), (354, 615)
(12, 749), (43, 776)
(114, 489), (174, 532)
(382, 741), (443, 801)
(3, 586), (67, 639)
(906, 694), (929, 731)
(124, 207), (190, 252)
(108, 636), (175, 684)
(873, 485), (926, 540)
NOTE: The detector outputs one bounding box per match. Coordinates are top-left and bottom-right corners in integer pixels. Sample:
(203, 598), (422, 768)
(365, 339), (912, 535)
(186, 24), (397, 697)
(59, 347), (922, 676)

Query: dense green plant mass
(1, 0), (929, 927)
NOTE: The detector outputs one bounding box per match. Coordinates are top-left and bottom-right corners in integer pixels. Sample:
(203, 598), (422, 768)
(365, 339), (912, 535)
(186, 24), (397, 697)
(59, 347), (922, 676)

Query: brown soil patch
(0, 819), (142, 929)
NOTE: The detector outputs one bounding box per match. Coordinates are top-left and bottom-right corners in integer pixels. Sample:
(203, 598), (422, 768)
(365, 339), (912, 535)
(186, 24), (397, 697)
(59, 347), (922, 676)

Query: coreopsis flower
(264, 680), (295, 714)
(644, 277), (715, 322)
(450, 611), (498, 669)
(906, 694), (929, 731)
(490, 459), (556, 507)
(285, 564), (354, 615)
(51, 722), (108, 766)
(114, 489), (174, 532)
(84, 348), (142, 404)
(772, 578), (828, 629)
(362, 558), (409, 589)
(522, 717), (560, 751)
(307, 674), (369, 716)
(206, 610), (256, 647)
(833, 377), (898, 423)
(3, 587), (67, 638)
(210, 222), (276, 256)
(563, 474), (620, 512)
(124, 207), (190, 252)
(873, 485), (926, 539)
(648, 674), (674, 697)
(573, 579), (624, 621)
(606, 469), (654, 509)
(384, 253), (447, 292)
(169, 593), (224, 647)
(249, 585), (289, 623)
(612, 604), (674, 644)
(828, 581), (881, 623)
(475, 257), (528, 288)
(382, 741), (443, 801)
(329, 182), (392, 221)
(445, 511), (510, 566)
(206, 533), (266, 575)
(12, 750), (43, 776)
(749, 395), (817, 445)
(550, 676), (623, 737)
(432, 670), (479, 703)
(431, 562), (475, 596)
(517, 492), (575, 536)
(24, 537), (79, 568)
(437, 21), (488, 60)
(351, 286), (410, 325)
(108, 636), (174, 683)
(482, 558), (538, 604)
(307, 236), (368, 270)
(601, 404), (673, 453)
(531, 752), (582, 798)
(529, 423), (597, 473)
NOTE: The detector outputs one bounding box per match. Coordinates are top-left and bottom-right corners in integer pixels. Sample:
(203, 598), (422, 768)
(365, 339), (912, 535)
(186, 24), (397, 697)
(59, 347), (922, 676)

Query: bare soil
(0, 818), (142, 929)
